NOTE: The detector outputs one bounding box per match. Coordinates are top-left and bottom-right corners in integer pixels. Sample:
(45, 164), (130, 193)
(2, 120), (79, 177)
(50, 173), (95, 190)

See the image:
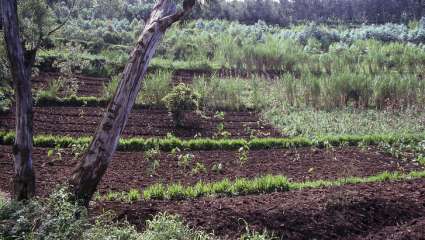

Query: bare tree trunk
(1, 0), (35, 200)
(70, 0), (195, 206)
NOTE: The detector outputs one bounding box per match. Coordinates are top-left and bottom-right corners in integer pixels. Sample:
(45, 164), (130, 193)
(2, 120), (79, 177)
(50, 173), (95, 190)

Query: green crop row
(1, 131), (424, 152)
(34, 95), (158, 109)
(97, 170), (425, 202)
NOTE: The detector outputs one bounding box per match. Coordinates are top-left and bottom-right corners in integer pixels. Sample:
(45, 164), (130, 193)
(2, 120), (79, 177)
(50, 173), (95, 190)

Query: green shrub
(162, 83), (200, 127)
(140, 213), (213, 240)
(0, 188), (216, 240)
(0, 187), (88, 240)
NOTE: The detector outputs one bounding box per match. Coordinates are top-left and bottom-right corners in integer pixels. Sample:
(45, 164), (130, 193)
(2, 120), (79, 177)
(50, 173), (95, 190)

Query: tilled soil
(32, 70), (282, 97)
(0, 145), (422, 195)
(33, 72), (110, 97)
(0, 107), (280, 138)
(94, 179), (425, 240)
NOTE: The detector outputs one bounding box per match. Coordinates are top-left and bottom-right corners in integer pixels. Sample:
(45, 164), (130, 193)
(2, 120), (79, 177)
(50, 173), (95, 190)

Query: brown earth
(32, 72), (110, 97)
(0, 145), (422, 196)
(32, 70), (281, 97)
(94, 178), (425, 240)
(0, 107), (280, 138)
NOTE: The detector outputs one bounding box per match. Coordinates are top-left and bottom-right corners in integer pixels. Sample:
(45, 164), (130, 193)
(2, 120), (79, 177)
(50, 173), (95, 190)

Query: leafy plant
(162, 83), (200, 127)
(144, 147), (161, 175)
(211, 162), (224, 173)
(191, 162), (207, 175)
(238, 145), (250, 166)
(178, 153), (195, 170)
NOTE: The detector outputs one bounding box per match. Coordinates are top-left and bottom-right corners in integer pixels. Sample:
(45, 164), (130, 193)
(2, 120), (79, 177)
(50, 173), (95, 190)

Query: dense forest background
(69, 0), (424, 25)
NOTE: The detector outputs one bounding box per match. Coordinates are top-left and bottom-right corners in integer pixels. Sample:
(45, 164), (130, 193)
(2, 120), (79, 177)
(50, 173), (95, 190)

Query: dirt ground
(94, 179), (425, 239)
(0, 107), (281, 138)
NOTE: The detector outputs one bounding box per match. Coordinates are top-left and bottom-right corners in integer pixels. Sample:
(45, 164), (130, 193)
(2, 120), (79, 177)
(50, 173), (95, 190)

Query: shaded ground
(94, 179), (425, 240)
(0, 145), (422, 195)
(0, 107), (280, 138)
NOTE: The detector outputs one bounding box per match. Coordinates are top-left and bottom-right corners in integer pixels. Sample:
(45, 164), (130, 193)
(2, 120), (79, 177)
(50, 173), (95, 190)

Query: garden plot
(32, 72), (110, 97)
(0, 107), (280, 138)
(0, 144), (423, 197)
(94, 178), (425, 240)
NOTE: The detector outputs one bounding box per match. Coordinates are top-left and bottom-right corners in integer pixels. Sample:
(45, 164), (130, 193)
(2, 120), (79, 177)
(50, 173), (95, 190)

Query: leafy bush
(140, 213), (213, 240)
(0, 188), (216, 240)
(162, 83), (200, 127)
(0, 188), (88, 240)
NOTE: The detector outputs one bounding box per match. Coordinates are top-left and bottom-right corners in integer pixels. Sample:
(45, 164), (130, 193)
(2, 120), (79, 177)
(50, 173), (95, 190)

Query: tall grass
(193, 75), (250, 111)
(137, 70), (173, 106)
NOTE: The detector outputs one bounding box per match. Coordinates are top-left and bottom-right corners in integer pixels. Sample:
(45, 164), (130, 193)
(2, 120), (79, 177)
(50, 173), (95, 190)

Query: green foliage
(264, 108), (425, 137)
(107, 170), (425, 201)
(144, 147), (161, 175)
(191, 162), (207, 175)
(162, 83), (200, 127)
(18, 0), (55, 48)
(0, 187), (88, 240)
(1, 131), (425, 152)
(0, 189), (215, 240)
(237, 145), (250, 166)
(138, 70), (173, 106)
(194, 75), (250, 111)
(102, 75), (121, 100)
(139, 213), (214, 240)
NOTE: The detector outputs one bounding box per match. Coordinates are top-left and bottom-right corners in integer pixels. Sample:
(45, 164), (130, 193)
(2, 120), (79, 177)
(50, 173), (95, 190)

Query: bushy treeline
(193, 0), (425, 26)
(60, 0), (424, 26)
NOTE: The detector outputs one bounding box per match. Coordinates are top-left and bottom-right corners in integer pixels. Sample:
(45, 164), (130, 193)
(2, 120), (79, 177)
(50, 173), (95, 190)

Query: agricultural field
(1, 0), (425, 239)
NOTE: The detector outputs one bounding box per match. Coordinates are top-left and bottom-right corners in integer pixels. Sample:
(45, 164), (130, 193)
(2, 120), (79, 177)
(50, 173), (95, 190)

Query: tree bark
(70, 0), (195, 206)
(1, 0), (35, 200)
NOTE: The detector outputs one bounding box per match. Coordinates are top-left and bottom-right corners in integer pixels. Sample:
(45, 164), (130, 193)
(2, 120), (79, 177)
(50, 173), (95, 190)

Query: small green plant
(237, 145), (250, 166)
(214, 111), (225, 120)
(140, 213), (214, 239)
(240, 222), (276, 240)
(127, 189), (141, 202)
(170, 147), (181, 159)
(191, 162), (207, 175)
(214, 122), (232, 139)
(211, 162), (224, 173)
(47, 145), (64, 163)
(144, 147), (161, 175)
(162, 83), (200, 128)
(70, 143), (87, 160)
(178, 153), (195, 170)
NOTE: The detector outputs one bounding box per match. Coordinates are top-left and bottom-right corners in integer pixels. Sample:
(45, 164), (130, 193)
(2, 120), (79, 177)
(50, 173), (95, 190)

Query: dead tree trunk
(70, 0), (196, 206)
(1, 0), (35, 200)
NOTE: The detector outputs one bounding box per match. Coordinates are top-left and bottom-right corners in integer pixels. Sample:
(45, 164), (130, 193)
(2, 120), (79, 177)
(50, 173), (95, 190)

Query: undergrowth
(0, 189), (271, 240)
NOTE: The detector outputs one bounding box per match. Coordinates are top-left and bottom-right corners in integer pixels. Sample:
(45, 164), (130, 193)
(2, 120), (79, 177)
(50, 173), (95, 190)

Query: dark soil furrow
(0, 145), (422, 196)
(0, 107), (280, 138)
(94, 178), (425, 239)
